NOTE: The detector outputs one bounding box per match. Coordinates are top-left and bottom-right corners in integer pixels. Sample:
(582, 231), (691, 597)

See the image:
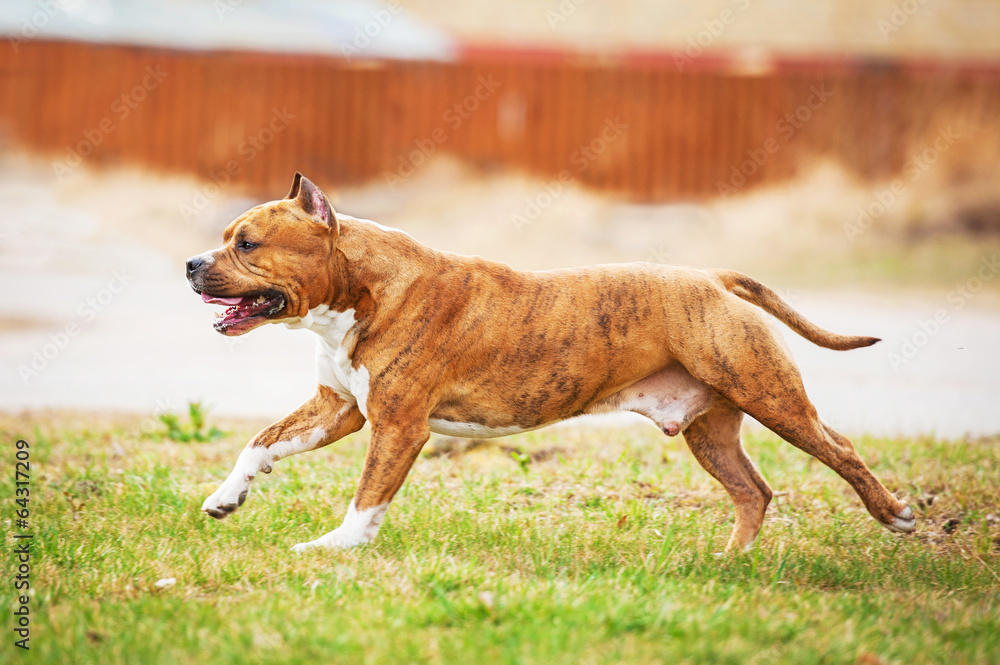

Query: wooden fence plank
(3, 39), (999, 202)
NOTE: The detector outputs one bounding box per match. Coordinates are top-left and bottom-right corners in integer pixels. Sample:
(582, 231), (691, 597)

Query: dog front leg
(292, 420), (430, 551)
(201, 385), (365, 519)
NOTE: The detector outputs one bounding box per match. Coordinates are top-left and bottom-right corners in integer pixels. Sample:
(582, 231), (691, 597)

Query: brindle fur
(188, 174), (914, 552)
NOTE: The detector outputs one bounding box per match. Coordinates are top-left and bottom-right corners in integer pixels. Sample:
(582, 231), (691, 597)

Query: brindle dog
(187, 173), (914, 552)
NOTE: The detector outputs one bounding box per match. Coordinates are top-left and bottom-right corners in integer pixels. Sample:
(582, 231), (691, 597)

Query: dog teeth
(256, 296), (266, 304)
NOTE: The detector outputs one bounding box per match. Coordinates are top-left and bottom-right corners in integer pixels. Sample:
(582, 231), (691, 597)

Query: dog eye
(237, 240), (258, 251)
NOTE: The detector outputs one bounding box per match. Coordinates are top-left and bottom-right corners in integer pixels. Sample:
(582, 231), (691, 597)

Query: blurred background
(1, 0), (998, 436)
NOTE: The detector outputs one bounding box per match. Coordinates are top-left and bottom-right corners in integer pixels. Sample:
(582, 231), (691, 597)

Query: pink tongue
(202, 293), (243, 306)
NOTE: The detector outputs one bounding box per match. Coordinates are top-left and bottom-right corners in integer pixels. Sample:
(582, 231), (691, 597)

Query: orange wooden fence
(1, 39), (998, 200)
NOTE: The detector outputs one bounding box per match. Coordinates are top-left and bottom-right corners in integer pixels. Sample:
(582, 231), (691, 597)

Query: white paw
(291, 500), (388, 552)
(291, 527), (372, 552)
(883, 504), (916, 533)
(202, 445), (272, 519)
(202, 477), (250, 519)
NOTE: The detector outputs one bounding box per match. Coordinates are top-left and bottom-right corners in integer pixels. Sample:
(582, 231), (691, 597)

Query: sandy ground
(1, 154), (998, 437)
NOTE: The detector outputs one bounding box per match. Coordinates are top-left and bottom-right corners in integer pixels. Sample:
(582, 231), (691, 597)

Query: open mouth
(201, 292), (286, 335)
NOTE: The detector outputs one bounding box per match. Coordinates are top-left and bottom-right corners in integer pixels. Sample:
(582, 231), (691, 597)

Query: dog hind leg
(682, 404), (772, 552)
(673, 303), (914, 534)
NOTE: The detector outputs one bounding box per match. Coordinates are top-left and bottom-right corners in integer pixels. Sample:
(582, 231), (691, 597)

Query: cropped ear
(293, 174), (339, 234)
(286, 172), (303, 199)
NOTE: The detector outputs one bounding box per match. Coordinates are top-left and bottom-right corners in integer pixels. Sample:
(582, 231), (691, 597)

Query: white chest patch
(285, 305), (371, 417)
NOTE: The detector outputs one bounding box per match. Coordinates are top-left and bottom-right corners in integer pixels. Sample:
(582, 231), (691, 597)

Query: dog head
(186, 173), (340, 335)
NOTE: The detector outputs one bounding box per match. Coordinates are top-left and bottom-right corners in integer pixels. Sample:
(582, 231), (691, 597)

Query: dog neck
(285, 214), (437, 337)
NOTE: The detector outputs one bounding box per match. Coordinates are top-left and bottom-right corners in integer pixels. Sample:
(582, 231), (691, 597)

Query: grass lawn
(2, 411), (998, 664)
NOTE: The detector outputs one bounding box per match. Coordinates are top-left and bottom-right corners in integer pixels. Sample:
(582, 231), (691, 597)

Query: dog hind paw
(882, 504), (916, 533)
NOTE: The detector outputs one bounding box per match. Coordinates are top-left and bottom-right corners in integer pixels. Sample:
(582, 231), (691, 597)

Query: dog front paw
(202, 483), (250, 519)
(202, 445), (273, 519)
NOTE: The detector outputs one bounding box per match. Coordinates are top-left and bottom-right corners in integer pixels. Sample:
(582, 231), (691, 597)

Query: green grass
(2, 412), (998, 664)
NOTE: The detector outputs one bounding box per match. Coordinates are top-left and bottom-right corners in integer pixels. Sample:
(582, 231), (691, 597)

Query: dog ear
(294, 175), (339, 235)
(286, 172), (303, 200)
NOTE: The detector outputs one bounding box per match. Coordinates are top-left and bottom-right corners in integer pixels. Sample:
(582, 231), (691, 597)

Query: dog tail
(709, 269), (880, 351)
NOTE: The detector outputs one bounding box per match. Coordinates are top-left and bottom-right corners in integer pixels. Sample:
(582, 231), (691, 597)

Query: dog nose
(186, 256), (205, 277)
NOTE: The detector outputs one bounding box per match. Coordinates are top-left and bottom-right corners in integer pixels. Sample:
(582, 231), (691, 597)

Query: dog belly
(427, 397), (556, 438)
(584, 362), (720, 436)
(426, 363), (717, 439)
(427, 418), (535, 438)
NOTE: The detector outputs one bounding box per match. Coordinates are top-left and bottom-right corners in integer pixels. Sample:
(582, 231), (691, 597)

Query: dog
(186, 173), (915, 552)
